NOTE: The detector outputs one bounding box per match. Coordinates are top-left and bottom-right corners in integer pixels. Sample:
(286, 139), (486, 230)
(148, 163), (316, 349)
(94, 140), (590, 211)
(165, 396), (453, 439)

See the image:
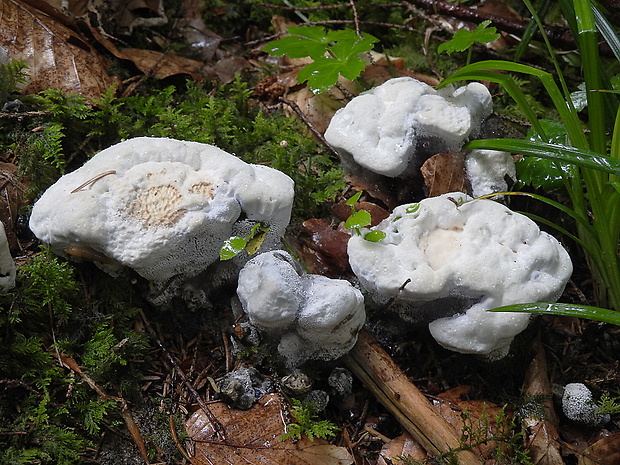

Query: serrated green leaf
(438, 20), (500, 55)
(263, 35), (327, 60)
(330, 34), (379, 60)
(297, 58), (343, 94)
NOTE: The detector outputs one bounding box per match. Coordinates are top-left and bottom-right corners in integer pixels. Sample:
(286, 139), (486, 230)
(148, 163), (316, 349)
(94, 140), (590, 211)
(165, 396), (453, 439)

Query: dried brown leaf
(522, 337), (563, 465)
(86, 24), (205, 81)
(185, 393), (353, 465)
(433, 385), (507, 462)
(0, 0), (114, 98)
(378, 433), (427, 465)
(579, 433), (620, 465)
(421, 151), (469, 197)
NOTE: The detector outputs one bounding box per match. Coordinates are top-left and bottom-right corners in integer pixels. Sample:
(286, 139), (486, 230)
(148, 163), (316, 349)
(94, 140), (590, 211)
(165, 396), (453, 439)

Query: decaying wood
(343, 329), (483, 465)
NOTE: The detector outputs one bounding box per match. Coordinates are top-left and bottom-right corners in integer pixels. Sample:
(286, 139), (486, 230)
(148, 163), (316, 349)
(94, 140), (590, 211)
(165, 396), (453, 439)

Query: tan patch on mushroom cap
(126, 185), (186, 227)
(188, 181), (214, 198)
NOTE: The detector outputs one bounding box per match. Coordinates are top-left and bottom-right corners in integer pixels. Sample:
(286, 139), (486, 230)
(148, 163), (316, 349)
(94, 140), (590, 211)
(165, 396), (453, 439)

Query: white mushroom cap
(29, 137), (294, 282)
(347, 192), (573, 356)
(324, 77), (492, 177)
(0, 222), (15, 292)
(237, 251), (366, 365)
(562, 383), (609, 426)
(237, 251), (302, 331)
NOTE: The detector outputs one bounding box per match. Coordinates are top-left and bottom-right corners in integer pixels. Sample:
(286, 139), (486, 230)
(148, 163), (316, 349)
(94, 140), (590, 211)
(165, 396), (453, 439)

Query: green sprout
(280, 399), (340, 442)
(264, 26), (378, 94)
(219, 223), (270, 261)
(344, 192), (386, 242)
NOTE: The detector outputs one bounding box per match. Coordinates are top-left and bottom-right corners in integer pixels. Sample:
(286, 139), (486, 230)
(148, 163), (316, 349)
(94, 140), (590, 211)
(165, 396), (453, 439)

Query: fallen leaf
(421, 151), (470, 197)
(579, 433), (620, 465)
(522, 336), (564, 465)
(0, 0), (114, 99)
(377, 433), (427, 465)
(87, 24), (205, 81)
(433, 385), (508, 462)
(185, 393), (353, 465)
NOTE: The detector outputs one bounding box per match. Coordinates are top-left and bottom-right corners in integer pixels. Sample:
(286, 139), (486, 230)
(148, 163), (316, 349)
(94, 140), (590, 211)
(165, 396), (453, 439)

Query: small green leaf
(245, 225), (270, 255)
(345, 209), (372, 231)
(364, 230), (386, 242)
(438, 20), (500, 55)
(220, 236), (248, 261)
(345, 191), (363, 206)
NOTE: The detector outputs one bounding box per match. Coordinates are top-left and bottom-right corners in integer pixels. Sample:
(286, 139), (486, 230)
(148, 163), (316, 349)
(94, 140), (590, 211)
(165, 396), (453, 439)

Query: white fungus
(562, 383), (609, 426)
(465, 149), (516, 198)
(237, 251), (366, 366)
(0, 222), (15, 292)
(29, 137), (294, 283)
(324, 77), (493, 177)
(347, 192), (573, 358)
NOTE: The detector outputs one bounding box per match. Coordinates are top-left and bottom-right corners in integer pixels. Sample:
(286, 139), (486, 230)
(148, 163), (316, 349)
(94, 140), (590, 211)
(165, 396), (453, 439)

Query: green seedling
(280, 398), (339, 442)
(344, 192), (386, 242)
(438, 20), (500, 65)
(220, 223), (270, 260)
(264, 26), (378, 94)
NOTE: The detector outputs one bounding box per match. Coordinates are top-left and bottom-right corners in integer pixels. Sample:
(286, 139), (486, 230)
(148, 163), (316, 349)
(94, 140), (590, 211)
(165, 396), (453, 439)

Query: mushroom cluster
(29, 137), (294, 284)
(236, 251), (366, 366)
(324, 77), (493, 177)
(324, 77), (516, 199)
(347, 192), (573, 358)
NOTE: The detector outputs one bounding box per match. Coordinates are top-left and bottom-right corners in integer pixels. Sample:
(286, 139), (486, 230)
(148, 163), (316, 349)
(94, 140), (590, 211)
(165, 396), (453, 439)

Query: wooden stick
(343, 329), (483, 465)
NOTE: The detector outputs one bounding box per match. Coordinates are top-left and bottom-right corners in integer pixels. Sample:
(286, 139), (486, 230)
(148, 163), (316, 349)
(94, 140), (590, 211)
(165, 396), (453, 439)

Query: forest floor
(1, 0), (619, 464)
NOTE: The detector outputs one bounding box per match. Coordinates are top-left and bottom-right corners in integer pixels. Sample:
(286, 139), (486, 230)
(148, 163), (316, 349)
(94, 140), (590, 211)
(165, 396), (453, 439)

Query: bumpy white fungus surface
(237, 251), (366, 366)
(29, 137), (294, 282)
(0, 223), (15, 292)
(465, 149), (516, 197)
(562, 383), (609, 426)
(324, 77), (492, 177)
(347, 192), (573, 357)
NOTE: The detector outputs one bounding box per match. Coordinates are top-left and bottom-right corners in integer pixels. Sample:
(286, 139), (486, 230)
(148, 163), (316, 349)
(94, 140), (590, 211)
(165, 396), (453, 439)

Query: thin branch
(278, 96), (341, 160)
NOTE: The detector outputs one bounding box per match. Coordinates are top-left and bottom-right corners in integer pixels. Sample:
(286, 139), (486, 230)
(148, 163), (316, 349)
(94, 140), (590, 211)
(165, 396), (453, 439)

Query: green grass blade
(466, 138), (620, 175)
(475, 190), (593, 232)
(574, 0), (606, 155)
(489, 302), (620, 325)
(519, 211), (595, 255)
(593, 4), (620, 63)
(515, 0), (552, 61)
(441, 61), (587, 148)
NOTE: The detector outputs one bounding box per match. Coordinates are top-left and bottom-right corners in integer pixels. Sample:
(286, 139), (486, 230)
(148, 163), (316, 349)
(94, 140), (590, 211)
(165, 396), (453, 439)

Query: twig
(70, 170), (116, 193)
(278, 97), (341, 160)
(59, 354), (152, 464)
(349, 0), (362, 38)
(342, 329), (483, 465)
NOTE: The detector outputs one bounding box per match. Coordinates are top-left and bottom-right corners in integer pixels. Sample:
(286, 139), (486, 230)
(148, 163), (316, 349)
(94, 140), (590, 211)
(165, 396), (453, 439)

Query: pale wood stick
(343, 329), (483, 465)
